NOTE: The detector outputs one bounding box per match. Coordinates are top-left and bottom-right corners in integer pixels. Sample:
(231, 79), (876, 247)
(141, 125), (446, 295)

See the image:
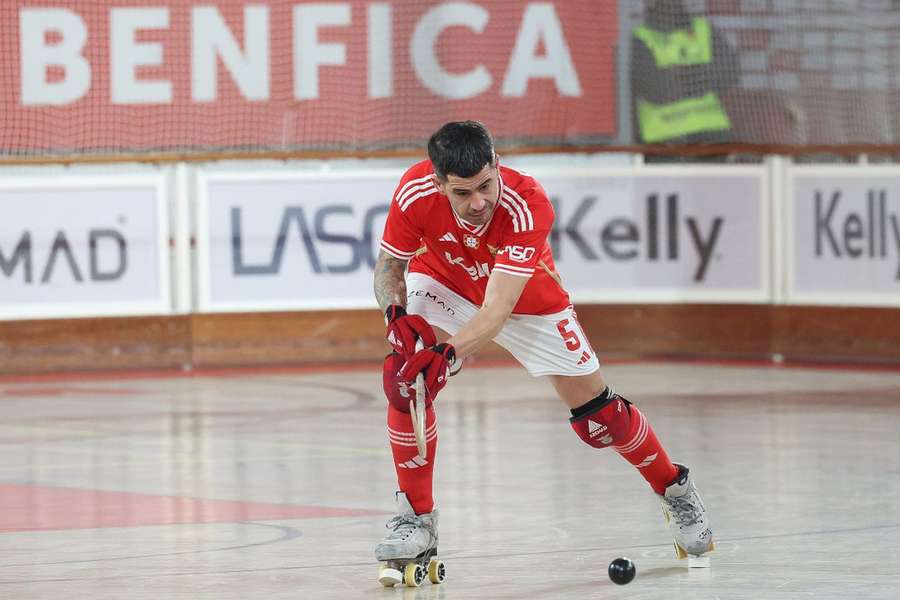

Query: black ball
(608, 557), (636, 585)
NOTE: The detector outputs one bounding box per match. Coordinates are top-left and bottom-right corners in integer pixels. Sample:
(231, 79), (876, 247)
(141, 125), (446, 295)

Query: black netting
(625, 0), (900, 147)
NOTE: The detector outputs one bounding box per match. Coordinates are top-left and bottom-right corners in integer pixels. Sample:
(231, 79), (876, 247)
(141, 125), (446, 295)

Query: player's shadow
(392, 585), (446, 600)
(636, 566), (688, 579)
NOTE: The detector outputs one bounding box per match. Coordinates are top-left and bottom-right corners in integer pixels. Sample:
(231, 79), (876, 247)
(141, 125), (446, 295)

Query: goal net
(0, 0), (617, 160)
(1, 0), (899, 161)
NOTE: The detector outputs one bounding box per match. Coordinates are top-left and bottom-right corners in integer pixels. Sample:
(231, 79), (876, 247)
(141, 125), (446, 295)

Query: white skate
(659, 464), (715, 566)
(375, 491), (445, 587)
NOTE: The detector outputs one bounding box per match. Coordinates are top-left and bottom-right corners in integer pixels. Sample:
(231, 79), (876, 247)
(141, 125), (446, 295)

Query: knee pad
(569, 388), (632, 449)
(383, 352), (432, 413)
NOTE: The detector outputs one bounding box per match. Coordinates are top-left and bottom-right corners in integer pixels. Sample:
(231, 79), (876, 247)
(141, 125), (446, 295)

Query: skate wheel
(403, 562), (425, 587)
(378, 565), (402, 587)
(427, 559), (446, 584)
(674, 542), (688, 560)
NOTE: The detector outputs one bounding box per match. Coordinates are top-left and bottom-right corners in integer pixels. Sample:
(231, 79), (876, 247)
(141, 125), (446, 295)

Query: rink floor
(1, 359), (899, 599)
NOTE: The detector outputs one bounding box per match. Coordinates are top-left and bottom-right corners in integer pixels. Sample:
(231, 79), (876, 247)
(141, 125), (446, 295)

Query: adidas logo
(636, 453), (658, 468)
(398, 454), (429, 469)
(439, 232), (458, 243)
(388, 331), (400, 348)
(577, 351), (592, 365)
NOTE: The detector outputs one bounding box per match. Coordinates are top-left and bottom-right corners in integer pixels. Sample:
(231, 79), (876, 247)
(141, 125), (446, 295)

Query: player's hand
(399, 343), (456, 404)
(385, 305), (436, 356)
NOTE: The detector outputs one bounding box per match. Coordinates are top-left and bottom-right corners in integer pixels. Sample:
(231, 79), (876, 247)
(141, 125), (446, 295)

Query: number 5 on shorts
(556, 318), (582, 351)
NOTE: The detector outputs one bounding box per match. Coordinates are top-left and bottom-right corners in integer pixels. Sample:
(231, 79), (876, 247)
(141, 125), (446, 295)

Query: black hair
(427, 121), (496, 180)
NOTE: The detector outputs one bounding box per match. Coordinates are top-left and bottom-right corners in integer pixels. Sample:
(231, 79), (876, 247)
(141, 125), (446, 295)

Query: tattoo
(374, 250), (408, 312)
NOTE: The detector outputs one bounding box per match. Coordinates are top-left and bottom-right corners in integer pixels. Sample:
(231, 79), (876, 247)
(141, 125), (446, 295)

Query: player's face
(438, 164), (499, 225)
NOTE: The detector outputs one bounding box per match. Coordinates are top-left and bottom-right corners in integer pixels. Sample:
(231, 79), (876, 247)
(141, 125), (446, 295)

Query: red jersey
(379, 160), (570, 315)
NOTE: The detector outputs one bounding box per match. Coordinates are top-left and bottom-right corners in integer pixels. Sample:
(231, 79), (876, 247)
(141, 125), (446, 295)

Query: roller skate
(375, 491), (445, 587)
(659, 464), (715, 567)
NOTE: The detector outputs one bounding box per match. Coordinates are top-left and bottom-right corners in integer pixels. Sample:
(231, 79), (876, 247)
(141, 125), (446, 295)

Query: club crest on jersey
(463, 234), (480, 249)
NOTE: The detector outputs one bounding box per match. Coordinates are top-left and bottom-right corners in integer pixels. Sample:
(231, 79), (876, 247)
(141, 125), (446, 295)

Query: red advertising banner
(0, 1), (618, 155)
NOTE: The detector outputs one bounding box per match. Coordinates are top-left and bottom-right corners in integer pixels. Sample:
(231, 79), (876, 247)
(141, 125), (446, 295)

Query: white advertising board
(535, 167), (769, 303)
(197, 167), (768, 312)
(196, 171), (397, 311)
(0, 175), (171, 319)
(789, 167), (900, 306)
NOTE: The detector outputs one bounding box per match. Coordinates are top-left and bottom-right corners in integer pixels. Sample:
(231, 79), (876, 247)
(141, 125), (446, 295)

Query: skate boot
(659, 464), (715, 566)
(375, 491), (445, 587)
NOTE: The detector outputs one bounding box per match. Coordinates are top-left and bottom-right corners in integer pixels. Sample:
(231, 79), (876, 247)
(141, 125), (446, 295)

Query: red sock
(387, 403), (437, 514)
(614, 405), (678, 494)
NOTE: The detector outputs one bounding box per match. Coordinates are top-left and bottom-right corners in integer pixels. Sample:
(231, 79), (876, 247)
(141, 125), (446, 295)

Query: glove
(382, 352), (420, 412)
(399, 343), (456, 404)
(385, 305), (436, 357)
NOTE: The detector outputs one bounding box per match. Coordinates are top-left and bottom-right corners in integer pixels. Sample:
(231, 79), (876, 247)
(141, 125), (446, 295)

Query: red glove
(385, 305), (436, 357)
(399, 343), (456, 404)
(382, 352), (420, 412)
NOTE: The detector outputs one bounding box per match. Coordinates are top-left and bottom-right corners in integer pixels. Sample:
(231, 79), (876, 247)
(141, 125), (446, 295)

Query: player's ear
(431, 174), (446, 195)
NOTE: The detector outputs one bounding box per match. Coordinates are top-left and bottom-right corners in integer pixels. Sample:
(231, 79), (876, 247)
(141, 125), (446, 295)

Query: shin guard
(570, 388), (678, 494)
(387, 403), (437, 514)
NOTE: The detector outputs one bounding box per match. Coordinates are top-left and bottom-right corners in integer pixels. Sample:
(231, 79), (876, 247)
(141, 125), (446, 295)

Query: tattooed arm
(374, 250), (409, 312)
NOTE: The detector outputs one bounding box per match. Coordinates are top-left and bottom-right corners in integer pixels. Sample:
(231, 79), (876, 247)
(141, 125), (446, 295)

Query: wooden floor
(1, 360), (899, 599)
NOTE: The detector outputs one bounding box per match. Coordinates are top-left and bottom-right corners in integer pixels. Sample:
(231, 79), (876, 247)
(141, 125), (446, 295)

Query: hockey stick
(410, 338), (427, 459)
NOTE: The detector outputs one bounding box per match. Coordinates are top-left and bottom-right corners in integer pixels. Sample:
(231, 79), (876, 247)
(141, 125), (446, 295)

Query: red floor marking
(0, 484), (386, 532)
(0, 386), (143, 397)
(0, 355), (897, 386)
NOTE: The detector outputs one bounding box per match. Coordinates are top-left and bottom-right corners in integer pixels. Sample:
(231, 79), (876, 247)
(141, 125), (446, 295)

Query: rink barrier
(0, 156), (898, 372)
(0, 304), (898, 376)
